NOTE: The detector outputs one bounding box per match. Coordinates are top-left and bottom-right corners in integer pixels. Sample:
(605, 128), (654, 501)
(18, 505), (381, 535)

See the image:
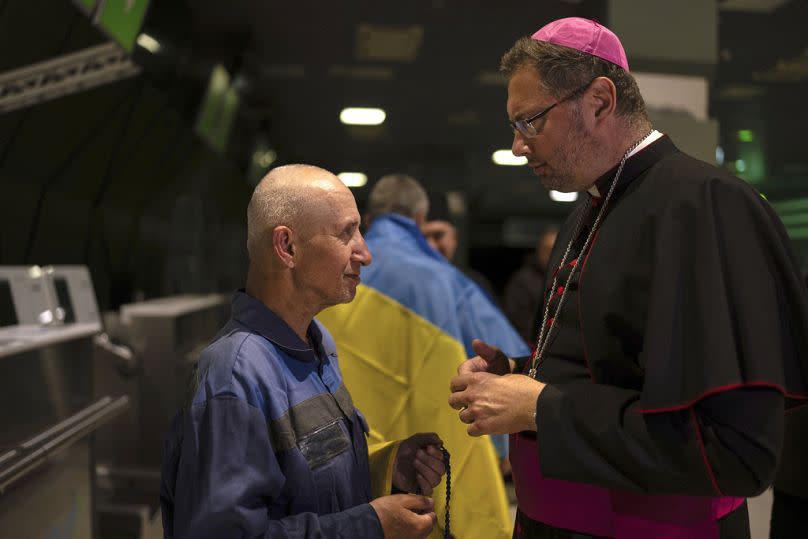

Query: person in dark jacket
(502, 228), (557, 343)
(768, 272), (808, 538)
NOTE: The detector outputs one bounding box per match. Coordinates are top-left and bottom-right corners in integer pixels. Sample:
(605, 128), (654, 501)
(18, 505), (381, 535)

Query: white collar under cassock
(586, 130), (663, 198)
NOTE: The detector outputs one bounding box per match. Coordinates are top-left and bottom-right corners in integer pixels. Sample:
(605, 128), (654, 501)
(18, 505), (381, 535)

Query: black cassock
(513, 136), (808, 539)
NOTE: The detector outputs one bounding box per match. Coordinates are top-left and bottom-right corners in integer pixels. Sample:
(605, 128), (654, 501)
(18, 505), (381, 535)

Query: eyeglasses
(509, 79), (596, 138)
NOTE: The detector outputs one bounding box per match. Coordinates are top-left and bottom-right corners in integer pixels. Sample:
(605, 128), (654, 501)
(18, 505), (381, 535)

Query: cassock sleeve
(169, 396), (383, 539)
(638, 175), (808, 410)
(536, 175), (807, 495)
(536, 383), (782, 496)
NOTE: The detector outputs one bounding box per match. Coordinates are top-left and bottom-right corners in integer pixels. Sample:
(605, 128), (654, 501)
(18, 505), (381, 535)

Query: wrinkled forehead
(302, 186), (360, 234)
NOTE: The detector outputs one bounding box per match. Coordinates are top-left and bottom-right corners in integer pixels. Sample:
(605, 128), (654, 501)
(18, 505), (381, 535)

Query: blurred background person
(362, 174), (529, 476)
(502, 228), (558, 344)
(422, 189), (498, 302)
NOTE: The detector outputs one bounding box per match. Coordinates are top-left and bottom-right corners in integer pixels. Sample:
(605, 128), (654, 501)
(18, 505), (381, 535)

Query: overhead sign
(73, 0), (98, 13)
(72, 0), (151, 52)
(0, 42), (140, 114)
(195, 65), (240, 154)
(96, 0), (152, 52)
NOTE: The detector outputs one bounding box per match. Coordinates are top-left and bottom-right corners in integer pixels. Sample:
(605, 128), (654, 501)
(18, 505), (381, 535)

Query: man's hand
(458, 339), (515, 377)
(448, 372), (544, 436)
(370, 494), (436, 539)
(392, 433), (446, 495)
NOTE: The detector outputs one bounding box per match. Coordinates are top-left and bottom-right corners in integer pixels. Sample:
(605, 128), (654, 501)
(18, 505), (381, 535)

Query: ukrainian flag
(319, 285), (513, 539)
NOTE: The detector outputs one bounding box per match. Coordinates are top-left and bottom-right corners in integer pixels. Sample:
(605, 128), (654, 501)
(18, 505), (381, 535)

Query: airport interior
(1, 1), (807, 538)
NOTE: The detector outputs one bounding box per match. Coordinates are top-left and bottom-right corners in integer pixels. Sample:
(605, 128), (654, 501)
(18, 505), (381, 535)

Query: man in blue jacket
(160, 164), (446, 539)
(361, 173), (530, 469)
(362, 174), (529, 360)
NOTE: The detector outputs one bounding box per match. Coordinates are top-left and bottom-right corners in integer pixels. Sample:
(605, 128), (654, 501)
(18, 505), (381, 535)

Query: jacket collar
(231, 290), (323, 362)
(367, 213), (447, 262)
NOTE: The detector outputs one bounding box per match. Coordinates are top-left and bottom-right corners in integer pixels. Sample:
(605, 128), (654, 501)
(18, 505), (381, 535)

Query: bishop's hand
(457, 339), (515, 377)
(449, 371), (543, 436)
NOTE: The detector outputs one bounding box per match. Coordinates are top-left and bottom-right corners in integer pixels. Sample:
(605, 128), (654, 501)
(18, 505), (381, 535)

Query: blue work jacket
(160, 291), (382, 538)
(362, 214), (530, 359)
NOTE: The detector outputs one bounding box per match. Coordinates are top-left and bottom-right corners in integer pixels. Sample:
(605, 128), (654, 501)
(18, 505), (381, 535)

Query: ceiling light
(340, 107), (386, 126)
(491, 150), (527, 166)
(549, 190), (579, 203)
(715, 145), (725, 165)
(136, 33), (161, 54)
(252, 149), (277, 168)
(337, 172), (368, 188)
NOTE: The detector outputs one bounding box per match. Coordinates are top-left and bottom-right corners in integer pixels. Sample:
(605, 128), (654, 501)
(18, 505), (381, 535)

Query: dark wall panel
(0, 1), (252, 310)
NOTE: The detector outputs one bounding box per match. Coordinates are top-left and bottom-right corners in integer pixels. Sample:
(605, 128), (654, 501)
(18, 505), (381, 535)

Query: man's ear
(272, 226), (296, 268)
(587, 76), (617, 122)
(414, 210), (426, 228)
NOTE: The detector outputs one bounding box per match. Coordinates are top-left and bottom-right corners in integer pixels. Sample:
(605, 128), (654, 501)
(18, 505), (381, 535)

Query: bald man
(160, 165), (445, 539)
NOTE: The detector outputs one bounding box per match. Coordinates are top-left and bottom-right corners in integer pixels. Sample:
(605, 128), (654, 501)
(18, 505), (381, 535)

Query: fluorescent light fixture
(137, 33), (161, 54)
(715, 145), (725, 165)
(549, 190), (579, 202)
(340, 107), (386, 125)
(252, 149), (277, 168)
(491, 150), (527, 166)
(337, 172), (368, 187)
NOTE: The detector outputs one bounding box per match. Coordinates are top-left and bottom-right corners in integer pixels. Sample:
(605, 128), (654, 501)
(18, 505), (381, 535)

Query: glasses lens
(511, 120), (535, 137)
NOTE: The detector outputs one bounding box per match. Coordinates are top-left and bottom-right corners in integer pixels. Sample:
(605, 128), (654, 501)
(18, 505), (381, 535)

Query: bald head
(245, 163), (371, 333)
(247, 164), (348, 261)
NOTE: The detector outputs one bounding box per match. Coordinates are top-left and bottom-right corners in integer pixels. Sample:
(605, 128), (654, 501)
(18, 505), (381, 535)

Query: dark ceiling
(140, 0), (597, 220)
(133, 0), (808, 214)
(2, 0), (808, 306)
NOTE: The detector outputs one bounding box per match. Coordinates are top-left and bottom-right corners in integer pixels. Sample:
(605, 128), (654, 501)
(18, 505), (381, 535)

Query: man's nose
(512, 132), (530, 157)
(354, 234), (373, 266)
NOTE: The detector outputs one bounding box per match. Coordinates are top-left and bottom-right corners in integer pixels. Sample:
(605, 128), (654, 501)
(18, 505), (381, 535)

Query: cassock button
(556, 286), (565, 296)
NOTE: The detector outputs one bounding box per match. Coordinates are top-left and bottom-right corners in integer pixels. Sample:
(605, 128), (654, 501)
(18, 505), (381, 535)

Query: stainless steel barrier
(0, 265), (131, 539)
(94, 294), (229, 470)
(91, 293), (230, 538)
(0, 396), (129, 495)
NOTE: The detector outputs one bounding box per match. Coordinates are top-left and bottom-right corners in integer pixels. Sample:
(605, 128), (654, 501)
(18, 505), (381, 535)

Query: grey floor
(506, 484), (774, 539)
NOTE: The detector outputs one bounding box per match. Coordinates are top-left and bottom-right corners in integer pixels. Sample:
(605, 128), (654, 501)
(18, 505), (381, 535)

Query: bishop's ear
(273, 226), (297, 268)
(588, 76), (617, 121)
